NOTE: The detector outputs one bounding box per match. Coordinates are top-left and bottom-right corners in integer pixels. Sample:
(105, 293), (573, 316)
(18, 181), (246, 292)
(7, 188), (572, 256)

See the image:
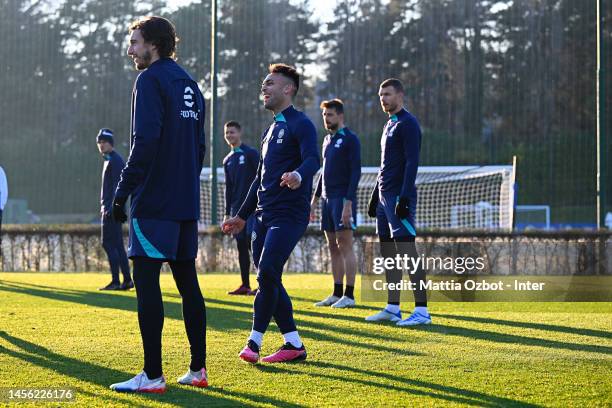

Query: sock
(248, 330), (264, 348)
(333, 283), (343, 298)
(282, 331), (302, 348)
(344, 285), (354, 299)
(385, 303), (400, 314)
(414, 306), (428, 315)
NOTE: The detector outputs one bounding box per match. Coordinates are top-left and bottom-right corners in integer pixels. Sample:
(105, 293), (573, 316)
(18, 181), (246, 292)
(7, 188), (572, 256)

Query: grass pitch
(0, 273), (610, 407)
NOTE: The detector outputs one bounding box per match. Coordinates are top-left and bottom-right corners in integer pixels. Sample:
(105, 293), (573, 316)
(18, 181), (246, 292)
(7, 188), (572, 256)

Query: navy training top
(100, 150), (125, 216)
(377, 108), (422, 205)
(314, 127), (361, 202)
(115, 58), (206, 221)
(237, 105), (319, 224)
(223, 143), (259, 216)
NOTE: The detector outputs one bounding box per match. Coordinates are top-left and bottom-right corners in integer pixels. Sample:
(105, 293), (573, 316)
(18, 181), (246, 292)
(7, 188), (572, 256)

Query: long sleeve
(237, 156), (262, 220)
(345, 136), (362, 202)
(399, 120), (421, 199)
(294, 119), (320, 181)
(223, 162), (232, 216)
(111, 157), (124, 194)
(198, 93), (206, 169)
(115, 73), (163, 199)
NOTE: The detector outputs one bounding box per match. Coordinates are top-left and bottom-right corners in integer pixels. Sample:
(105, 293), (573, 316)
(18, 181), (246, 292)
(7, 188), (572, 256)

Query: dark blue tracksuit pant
(102, 217), (131, 283)
(251, 214), (307, 334)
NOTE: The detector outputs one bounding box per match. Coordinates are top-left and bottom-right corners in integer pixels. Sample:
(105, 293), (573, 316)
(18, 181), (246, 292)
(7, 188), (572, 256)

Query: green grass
(0, 273), (610, 407)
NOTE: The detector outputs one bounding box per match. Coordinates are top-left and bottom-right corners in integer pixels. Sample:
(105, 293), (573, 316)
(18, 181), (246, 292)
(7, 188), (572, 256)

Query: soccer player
(365, 78), (431, 326)
(222, 121), (259, 295)
(96, 128), (133, 291)
(222, 63), (319, 363)
(311, 99), (361, 308)
(109, 16), (208, 393)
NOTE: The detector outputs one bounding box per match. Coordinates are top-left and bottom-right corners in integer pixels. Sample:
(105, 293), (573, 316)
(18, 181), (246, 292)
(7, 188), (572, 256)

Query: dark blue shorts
(320, 197), (357, 232)
(376, 192), (417, 238)
(128, 218), (198, 261)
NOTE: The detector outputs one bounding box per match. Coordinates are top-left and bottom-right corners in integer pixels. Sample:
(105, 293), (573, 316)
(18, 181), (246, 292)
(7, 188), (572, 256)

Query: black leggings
(132, 257), (206, 379)
(380, 235), (427, 307)
(236, 235), (251, 287)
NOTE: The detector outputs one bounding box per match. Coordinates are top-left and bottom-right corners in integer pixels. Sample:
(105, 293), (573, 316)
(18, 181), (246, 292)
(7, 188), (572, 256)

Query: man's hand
(367, 189), (379, 218)
(222, 216), (246, 235)
(280, 171), (302, 190)
(111, 196), (128, 223)
(395, 196), (410, 220)
(341, 200), (353, 227)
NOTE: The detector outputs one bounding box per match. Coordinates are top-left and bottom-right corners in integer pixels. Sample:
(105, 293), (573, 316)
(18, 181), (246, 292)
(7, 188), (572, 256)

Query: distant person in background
(311, 99), (361, 308)
(97, 128), (132, 291)
(222, 121), (259, 295)
(0, 165), (7, 234)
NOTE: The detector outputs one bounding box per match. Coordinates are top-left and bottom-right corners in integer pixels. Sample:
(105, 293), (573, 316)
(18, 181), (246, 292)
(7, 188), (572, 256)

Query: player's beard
(325, 123), (338, 132)
(263, 95), (275, 111)
(135, 50), (152, 70)
(382, 105), (395, 115)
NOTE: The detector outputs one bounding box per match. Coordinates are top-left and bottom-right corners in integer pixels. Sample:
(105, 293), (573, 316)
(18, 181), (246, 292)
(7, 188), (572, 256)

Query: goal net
(200, 165), (515, 230)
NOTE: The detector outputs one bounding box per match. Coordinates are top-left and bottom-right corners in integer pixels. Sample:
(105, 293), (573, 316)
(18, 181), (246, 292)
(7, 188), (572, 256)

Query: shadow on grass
(0, 280), (251, 331)
(311, 361), (541, 407)
(203, 296), (410, 344)
(413, 323), (611, 355)
(0, 280), (415, 355)
(255, 361), (540, 407)
(0, 331), (304, 407)
(434, 313), (612, 340)
(205, 296), (381, 327)
(255, 360), (539, 408)
(4, 280), (606, 357)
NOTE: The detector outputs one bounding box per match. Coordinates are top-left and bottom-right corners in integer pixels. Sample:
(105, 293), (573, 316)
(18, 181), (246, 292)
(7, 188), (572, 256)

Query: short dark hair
(130, 16), (179, 59)
(269, 63), (300, 96)
(380, 78), (405, 94)
(224, 120), (241, 130)
(320, 98), (344, 114)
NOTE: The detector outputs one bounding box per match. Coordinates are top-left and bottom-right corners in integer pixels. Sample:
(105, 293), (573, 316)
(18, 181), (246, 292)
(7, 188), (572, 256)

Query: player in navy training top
(96, 128), (132, 291)
(310, 99), (361, 309)
(222, 63), (319, 363)
(365, 78), (431, 327)
(109, 17), (208, 393)
(222, 120), (259, 295)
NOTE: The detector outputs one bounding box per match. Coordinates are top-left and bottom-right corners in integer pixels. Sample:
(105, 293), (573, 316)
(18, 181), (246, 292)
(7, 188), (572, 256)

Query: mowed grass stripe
(0, 273), (610, 407)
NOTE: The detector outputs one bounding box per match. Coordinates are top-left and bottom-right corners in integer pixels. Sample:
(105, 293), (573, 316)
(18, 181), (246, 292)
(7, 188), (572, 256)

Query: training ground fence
(1, 225), (610, 275)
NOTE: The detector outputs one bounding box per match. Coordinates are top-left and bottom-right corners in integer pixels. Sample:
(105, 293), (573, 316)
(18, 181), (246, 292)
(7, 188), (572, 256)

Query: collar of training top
(232, 144), (244, 153)
(274, 105), (296, 122)
(329, 127), (346, 138)
(389, 108), (408, 122)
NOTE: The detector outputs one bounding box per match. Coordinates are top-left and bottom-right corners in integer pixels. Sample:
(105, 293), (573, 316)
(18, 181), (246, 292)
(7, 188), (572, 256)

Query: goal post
(200, 164), (516, 231)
